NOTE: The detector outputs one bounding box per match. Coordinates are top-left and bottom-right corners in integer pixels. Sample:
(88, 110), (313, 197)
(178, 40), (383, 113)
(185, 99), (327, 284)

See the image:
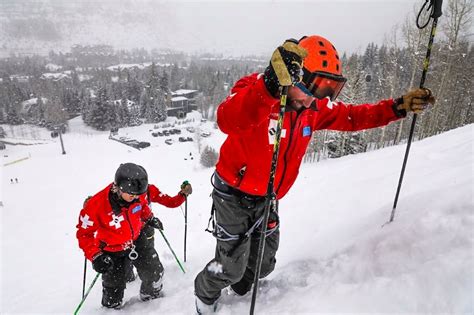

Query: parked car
(200, 132), (211, 138)
(174, 129), (182, 134)
(152, 132), (159, 137)
(186, 137), (193, 142)
(178, 137), (187, 142)
(138, 142), (151, 148)
(165, 139), (173, 145)
(163, 130), (170, 136)
(186, 127), (195, 133)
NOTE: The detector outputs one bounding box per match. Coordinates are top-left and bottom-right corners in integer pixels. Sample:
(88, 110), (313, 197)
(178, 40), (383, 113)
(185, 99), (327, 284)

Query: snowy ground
(1, 116), (472, 314)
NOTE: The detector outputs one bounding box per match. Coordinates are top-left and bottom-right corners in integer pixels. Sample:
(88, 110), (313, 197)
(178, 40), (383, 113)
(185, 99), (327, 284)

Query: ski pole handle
(431, 0), (443, 18)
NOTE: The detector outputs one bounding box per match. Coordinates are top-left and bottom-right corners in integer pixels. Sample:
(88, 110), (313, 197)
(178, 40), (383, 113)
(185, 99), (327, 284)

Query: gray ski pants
(194, 188), (280, 305)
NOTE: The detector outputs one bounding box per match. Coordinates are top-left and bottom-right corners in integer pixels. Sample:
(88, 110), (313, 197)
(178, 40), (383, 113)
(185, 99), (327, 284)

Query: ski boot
(102, 286), (124, 309)
(195, 296), (217, 314)
(230, 277), (252, 296)
(139, 278), (163, 301)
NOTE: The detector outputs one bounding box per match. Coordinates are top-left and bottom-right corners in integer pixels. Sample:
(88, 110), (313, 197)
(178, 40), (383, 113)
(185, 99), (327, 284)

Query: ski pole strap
(417, 0), (443, 29)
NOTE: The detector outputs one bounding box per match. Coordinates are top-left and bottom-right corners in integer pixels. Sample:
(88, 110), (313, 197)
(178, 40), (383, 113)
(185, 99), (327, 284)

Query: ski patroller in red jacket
(76, 184), (185, 260)
(215, 73), (403, 199)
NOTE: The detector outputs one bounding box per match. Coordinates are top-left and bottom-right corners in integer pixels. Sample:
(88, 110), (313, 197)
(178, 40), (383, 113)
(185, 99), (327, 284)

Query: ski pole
(184, 196), (188, 262)
(82, 257), (87, 299)
(389, 0), (443, 223)
(158, 229), (186, 274)
(74, 272), (100, 315)
(249, 85), (289, 315)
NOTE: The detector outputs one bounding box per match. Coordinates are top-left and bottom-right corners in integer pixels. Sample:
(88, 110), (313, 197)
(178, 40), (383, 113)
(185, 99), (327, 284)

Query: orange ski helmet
(298, 35), (346, 100)
(299, 35), (342, 76)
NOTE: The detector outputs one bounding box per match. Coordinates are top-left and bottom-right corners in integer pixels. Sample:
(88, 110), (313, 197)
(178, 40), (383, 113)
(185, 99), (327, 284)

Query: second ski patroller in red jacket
(77, 183), (151, 260)
(76, 183), (185, 260)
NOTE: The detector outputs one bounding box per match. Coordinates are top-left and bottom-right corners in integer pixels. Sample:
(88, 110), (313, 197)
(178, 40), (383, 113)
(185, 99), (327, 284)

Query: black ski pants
(194, 188), (280, 305)
(101, 229), (163, 305)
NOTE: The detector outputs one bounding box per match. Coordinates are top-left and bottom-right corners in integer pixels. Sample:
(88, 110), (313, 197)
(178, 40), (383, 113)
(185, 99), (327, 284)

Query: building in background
(167, 89), (199, 118)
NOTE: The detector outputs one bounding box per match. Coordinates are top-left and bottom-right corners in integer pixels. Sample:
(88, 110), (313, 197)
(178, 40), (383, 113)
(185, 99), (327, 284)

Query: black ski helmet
(114, 163), (148, 195)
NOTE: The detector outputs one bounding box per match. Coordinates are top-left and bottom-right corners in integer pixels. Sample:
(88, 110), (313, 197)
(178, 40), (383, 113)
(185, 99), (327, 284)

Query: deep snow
(1, 116), (472, 314)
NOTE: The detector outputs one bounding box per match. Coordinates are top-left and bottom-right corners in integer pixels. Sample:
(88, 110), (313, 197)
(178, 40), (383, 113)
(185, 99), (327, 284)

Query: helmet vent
(336, 64), (339, 71)
(322, 60), (328, 68)
(319, 50), (327, 56)
(335, 54), (340, 60)
(318, 41), (324, 47)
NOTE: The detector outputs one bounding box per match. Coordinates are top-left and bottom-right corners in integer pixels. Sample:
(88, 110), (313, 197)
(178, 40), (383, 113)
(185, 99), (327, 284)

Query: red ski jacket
(216, 73), (402, 199)
(147, 184), (186, 208)
(76, 184), (185, 260)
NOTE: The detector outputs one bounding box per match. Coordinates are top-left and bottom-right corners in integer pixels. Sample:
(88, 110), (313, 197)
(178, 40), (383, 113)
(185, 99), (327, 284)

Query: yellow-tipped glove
(395, 88), (436, 115)
(264, 39), (308, 96)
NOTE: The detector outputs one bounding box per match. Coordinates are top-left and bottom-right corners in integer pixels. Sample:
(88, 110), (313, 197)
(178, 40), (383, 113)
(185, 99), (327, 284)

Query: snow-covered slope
(1, 118), (472, 314)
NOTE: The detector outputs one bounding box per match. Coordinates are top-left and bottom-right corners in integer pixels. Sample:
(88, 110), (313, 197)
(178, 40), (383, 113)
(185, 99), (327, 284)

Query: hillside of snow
(1, 116), (472, 314)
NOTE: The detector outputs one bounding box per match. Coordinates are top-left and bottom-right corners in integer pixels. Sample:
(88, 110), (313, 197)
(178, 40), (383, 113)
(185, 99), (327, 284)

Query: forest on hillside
(0, 0), (471, 161)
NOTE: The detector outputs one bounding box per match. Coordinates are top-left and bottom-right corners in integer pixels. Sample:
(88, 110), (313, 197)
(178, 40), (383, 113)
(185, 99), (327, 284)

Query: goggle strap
(295, 82), (314, 97)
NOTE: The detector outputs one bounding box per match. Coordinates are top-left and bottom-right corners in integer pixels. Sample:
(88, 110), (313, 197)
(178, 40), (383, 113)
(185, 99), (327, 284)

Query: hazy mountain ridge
(0, 1), (178, 56)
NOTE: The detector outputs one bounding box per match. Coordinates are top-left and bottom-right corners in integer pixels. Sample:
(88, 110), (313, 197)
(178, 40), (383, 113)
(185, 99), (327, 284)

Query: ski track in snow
(1, 117), (472, 314)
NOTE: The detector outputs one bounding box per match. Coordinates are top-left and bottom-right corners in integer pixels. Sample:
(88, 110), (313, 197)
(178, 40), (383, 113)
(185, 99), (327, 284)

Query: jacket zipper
(275, 111), (298, 194)
(124, 207), (135, 241)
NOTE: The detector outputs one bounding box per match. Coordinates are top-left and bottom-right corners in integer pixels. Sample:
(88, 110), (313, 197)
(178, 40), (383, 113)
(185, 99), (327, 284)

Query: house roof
(171, 96), (188, 102)
(172, 89), (197, 96)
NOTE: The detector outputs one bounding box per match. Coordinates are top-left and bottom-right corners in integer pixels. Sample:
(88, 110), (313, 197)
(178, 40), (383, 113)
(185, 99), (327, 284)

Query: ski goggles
(300, 71), (347, 101)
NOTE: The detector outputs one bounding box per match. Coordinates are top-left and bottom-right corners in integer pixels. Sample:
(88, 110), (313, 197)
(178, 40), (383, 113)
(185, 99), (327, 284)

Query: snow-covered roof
(20, 97), (48, 114)
(106, 62), (171, 72)
(171, 96), (188, 102)
(172, 89), (198, 96)
(45, 63), (62, 71)
(78, 74), (93, 82)
(40, 73), (71, 81)
(107, 63), (152, 71)
(10, 75), (30, 83)
(112, 99), (136, 108)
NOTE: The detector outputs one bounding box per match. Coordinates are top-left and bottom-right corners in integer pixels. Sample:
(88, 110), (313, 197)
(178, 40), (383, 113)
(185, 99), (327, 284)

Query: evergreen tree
(119, 93), (130, 127)
(88, 86), (119, 130)
(200, 145), (219, 168)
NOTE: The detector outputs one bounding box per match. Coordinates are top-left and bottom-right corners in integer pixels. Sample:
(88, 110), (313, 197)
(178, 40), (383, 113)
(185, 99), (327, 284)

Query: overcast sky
(166, 0), (420, 56)
(1, 0), (429, 56)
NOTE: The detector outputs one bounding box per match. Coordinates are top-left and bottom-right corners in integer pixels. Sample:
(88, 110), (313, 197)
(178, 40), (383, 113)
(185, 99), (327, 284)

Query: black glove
(264, 39), (308, 97)
(147, 216), (163, 230)
(92, 253), (113, 274)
